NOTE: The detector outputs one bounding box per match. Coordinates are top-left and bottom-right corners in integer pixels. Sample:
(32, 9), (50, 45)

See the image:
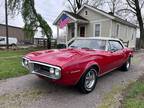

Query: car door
(108, 40), (126, 69)
(97, 40), (118, 75)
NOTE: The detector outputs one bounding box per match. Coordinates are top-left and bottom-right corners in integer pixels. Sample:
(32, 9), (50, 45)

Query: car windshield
(69, 39), (106, 50)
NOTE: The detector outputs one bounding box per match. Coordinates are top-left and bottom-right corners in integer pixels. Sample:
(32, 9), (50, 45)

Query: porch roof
(53, 11), (88, 25)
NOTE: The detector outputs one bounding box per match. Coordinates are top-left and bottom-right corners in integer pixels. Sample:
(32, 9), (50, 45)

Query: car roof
(75, 37), (120, 41)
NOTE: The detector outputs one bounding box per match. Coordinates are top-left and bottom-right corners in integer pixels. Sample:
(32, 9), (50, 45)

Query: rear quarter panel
(123, 48), (133, 59)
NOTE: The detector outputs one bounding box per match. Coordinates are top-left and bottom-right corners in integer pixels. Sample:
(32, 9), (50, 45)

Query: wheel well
(11, 43), (16, 46)
(90, 65), (100, 74)
(76, 64), (100, 85)
(129, 55), (132, 58)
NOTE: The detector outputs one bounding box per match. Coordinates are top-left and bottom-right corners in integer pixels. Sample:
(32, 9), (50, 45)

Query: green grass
(122, 77), (144, 108)
(0, 47), (45, 57)
(0, 47), (46, 80)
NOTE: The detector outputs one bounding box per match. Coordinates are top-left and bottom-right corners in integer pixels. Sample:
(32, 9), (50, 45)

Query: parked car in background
(0, 36), (18, 47)
(22, 37), (133, 94)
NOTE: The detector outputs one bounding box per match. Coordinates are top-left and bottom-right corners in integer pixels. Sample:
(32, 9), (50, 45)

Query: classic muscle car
(22, 37), (133, 93)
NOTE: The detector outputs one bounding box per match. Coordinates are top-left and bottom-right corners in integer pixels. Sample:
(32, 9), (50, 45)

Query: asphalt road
(0, 51), (144, 108)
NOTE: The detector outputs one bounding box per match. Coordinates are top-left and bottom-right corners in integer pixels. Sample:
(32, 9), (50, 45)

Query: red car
(22, 37), (133, 93)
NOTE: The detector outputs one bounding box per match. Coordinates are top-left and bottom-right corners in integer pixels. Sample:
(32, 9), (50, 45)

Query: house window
(131, 30), (135, 40)
(95, 24), (100, 37)
(116, 24), (119, 37)
(85, 11), (88, 15)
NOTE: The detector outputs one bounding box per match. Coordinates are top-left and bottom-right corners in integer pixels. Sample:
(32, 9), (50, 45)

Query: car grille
(33, 63), (51, 76)
(29, 61), (61, 79)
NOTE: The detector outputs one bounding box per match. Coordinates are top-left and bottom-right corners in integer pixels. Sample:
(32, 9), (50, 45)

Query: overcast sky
(0, 0), (66, 37)
(0, 0), (143, 38)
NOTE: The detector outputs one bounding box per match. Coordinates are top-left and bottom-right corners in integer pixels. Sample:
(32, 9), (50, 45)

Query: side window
(116, 24), (119, 37)
(107, 41), (111, 51)
(95, 24), (100, 37)
(109, 41), (123, 51)
(0, 38), (5, 41)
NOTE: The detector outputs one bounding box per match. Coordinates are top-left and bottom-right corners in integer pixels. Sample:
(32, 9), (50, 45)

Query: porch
(53, 11), (88, 46)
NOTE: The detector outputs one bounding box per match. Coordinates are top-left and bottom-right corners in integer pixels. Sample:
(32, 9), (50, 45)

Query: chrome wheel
(77, 67), (98, 94)
(126, 61), (130, 69)
(84, 69), (96, 91)
(120, 57), (131, 71)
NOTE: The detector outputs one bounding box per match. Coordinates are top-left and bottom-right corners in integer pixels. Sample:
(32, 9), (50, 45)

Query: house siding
(79, 7), (109, 21)
(85, 23), (93, 36)
(78, 7), (111, 37)
(100, 20), (111, 37)
(65, 6), (137, 48)
(111, 21), (136, 48)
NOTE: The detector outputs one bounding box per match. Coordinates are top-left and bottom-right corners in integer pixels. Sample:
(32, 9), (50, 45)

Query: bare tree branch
(126, 0), (136, 11)
(117, 8), (136, 14)
(67, 0), (77, 13)
(140, 1), (144, 9)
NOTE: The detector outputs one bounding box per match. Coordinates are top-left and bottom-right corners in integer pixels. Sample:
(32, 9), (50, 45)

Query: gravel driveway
(0, 51), (144, 108)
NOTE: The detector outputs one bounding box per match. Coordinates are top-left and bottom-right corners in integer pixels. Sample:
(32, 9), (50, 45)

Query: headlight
(22, 58), (30, 68)
(49, 68), (55, 74)
(55, 69), (61, 77)
(24, 59), (28, 65)
(49, 67), (61, 79)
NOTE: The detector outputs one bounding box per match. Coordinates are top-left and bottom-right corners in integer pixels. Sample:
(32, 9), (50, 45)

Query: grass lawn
(0, 47), (46, 80)
(122, 75), (144, 108)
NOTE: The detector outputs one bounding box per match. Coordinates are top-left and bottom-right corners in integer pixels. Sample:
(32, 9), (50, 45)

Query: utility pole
(5, 0), (9, 49)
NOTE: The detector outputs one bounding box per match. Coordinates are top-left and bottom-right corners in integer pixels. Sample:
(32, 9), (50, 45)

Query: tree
(91, 0), (125, 16)
(117, 0), (144, 48)
(8, 0), (52, 48)
(127, 0), (144, 48)
(105, 0), (123, 14)
(67, 0), (87, 13)
(67, 0), (103, 13)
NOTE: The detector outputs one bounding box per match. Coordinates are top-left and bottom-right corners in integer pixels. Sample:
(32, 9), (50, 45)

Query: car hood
(25, 48), (103, 67)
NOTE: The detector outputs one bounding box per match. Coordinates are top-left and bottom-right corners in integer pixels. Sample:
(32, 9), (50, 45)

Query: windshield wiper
(70, 46), (78, 48)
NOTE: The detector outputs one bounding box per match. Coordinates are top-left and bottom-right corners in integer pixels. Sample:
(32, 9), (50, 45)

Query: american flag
(58, 15), (70, 29)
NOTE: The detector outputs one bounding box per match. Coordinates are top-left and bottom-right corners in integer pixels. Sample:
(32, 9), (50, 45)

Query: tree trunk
(30, 0), (51, 48)
(135, 0), (144, 49)
(47, 38), (51, 49)
(140, 30), (144, 48)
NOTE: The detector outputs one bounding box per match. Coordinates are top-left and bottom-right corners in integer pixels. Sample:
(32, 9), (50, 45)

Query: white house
(53, 4), (137, 48)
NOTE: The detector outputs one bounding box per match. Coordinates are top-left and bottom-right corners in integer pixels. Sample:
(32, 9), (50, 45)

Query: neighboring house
(53, 4), (137, 48)
(0, 24), (33, 45)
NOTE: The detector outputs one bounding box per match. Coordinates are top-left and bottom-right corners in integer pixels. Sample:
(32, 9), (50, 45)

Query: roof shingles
(64, 11), (88, 21)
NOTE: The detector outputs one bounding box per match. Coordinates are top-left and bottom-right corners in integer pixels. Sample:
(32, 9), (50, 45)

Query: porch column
(74, 22), (78, 38)
(57, 26), (59, 44)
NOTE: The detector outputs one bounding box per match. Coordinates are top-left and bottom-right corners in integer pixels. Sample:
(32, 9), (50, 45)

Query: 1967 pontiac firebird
(22, 37), (133, 93)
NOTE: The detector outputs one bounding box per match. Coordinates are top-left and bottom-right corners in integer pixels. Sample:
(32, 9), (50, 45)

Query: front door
(80, 26), (85, 37)
(108, 40), (125, 68)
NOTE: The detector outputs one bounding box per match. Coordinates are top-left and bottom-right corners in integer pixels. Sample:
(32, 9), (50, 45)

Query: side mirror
(57, 44), (66, 49)
(110, 48), (117, 52)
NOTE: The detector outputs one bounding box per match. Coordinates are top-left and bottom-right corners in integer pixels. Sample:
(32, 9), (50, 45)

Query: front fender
(84, 61), (100, 74)
(75, 61), (100, 85)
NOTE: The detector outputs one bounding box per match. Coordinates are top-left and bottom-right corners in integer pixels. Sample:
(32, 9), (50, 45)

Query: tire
(77, 67), (98, 94)
(11, 44), (17, 49)
(120, 57), (131, 71)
